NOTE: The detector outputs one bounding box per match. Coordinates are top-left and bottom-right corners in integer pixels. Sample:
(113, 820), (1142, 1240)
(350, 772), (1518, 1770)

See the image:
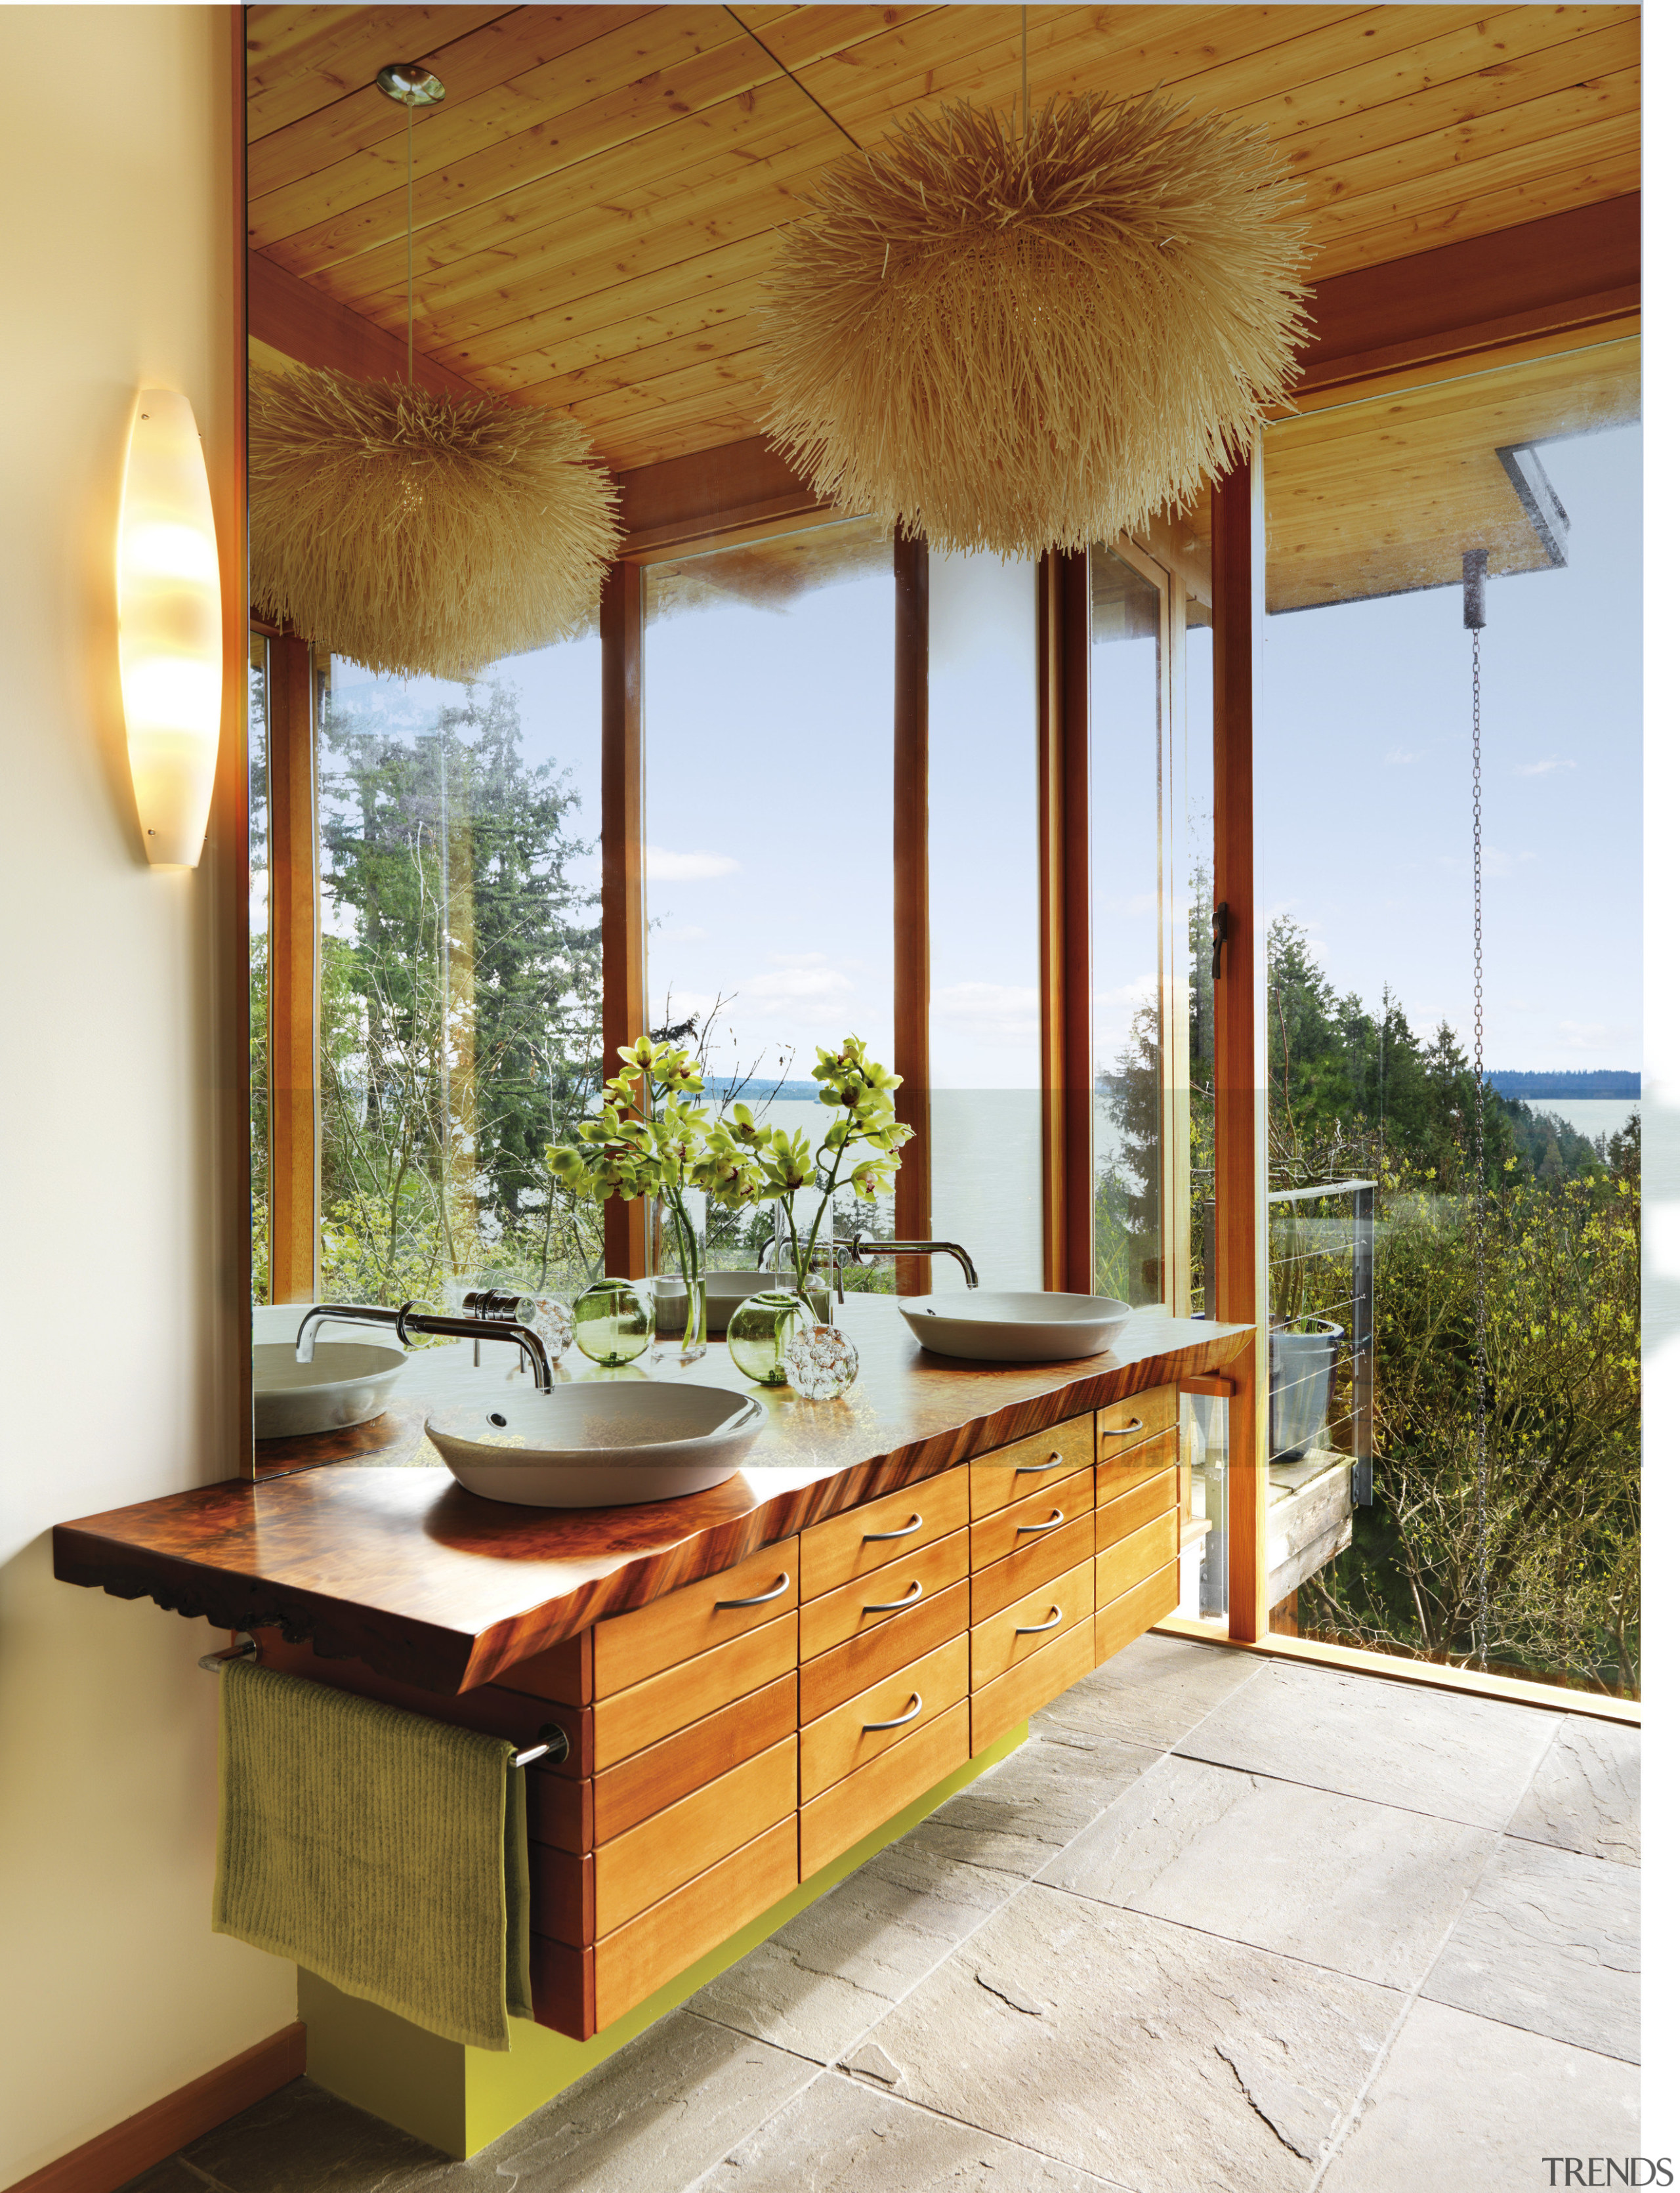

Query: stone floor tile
(1507, 1718), (1640, 1865)
(696, 2069), (1135, 2191)
(1041, 1755), (1493, 1989)
(1318, 1998), (1640, 2192)
(1032, 1636), (1264, 1754)
(689, 1837), (1016, 2059)
(866, 1884), (1399, 2193)
(1175, 1661), (1559, 1828)
(402, 2011), (812, 2192)
(179, 2077), (444, 2193)
(908, 1732), (1162, 1878)
(1422, 1837), (1640, 2062)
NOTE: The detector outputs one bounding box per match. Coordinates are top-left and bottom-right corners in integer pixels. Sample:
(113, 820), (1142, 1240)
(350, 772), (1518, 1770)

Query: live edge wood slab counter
(55, 1299), (1248, 2044)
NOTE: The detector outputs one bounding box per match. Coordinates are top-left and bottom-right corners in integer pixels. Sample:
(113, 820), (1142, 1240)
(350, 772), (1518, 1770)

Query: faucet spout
(839, 1239), (980, 1289)
(291, 1300), (554, 1391)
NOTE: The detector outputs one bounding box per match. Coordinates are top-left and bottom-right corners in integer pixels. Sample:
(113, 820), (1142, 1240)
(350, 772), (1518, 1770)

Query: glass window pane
(643, 518), (896, 1272)
(248, 633), (270, 1302)
(1261, 336), (1641, 1697)
(314, 631), (604, 1307)
(927, 551), (1040, 1290)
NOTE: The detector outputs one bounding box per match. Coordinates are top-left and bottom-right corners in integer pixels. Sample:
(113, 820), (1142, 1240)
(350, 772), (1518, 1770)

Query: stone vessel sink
(253, 1341), (409, 1439)
(426, 1382), (766, 1508)
(898, 1290), (1132, 1364)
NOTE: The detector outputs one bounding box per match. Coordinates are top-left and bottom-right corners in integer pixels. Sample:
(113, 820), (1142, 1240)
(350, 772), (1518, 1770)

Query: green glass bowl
(726, 1290), (814, 1388)
(572, 1278), (652, 1367)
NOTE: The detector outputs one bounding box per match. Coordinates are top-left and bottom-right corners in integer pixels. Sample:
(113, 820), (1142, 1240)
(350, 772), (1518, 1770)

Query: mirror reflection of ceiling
(1265, 335), (1641, 613)
(644, 515), (892, 620)
(247, 5), (1641, 474)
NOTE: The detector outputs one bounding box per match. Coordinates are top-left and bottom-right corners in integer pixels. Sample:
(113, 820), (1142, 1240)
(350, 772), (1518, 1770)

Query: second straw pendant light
(249, 62), (619, 682)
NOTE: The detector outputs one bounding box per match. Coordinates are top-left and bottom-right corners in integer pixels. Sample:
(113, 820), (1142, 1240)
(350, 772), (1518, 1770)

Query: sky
(308, 406), (1642, 1093)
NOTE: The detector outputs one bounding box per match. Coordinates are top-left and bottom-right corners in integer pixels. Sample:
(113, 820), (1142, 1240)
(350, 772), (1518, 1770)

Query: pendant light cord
(721, 7), (862, 150)
(406, 100), (415, 385)
(1022, 4), (1030, 129)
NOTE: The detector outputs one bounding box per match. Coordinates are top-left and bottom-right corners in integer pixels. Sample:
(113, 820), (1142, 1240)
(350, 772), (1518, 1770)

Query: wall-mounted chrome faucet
(843, 1239), (980, 1290)
(292, 1300), (555, 1392)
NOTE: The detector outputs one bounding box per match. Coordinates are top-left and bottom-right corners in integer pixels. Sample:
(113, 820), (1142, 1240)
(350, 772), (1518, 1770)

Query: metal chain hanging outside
(1464, 550), (1490, 1669)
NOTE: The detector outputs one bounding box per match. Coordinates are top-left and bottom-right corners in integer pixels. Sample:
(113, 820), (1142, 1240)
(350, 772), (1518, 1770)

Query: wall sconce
(117, 389), (222, 866)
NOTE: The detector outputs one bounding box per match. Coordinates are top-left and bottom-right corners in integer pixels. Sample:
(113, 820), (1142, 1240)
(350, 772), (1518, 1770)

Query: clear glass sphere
(726, 1290), (814, 1387)
(784, 1321), (861, 1401)
(572, 1278), (651, 1367)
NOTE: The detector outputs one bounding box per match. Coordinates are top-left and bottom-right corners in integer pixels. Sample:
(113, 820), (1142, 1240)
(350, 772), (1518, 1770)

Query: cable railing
(1266, 1180), (1375, 1504)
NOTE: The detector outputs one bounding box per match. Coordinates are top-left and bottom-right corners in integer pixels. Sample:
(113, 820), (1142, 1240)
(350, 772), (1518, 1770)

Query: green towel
(212, 1659), (532, 2050)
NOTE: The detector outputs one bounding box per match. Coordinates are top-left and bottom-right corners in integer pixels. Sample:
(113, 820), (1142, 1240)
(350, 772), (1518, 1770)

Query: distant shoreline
(1488, 1071), (1639, 1099)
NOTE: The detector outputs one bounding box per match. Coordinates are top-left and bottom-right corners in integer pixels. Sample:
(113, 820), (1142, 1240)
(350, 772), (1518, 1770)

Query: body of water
(1519, 1097), (1640, 1145)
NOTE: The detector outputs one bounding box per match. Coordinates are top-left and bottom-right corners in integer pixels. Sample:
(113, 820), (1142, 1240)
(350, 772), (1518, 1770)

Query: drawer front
(530, 1938), (592, 2041)
(1097, 1385), (1178, 1459)
(595, 1672), (797, 1846)
(529, 1844), (592, 1950)
(593, 1539), (797, 1696)
(799, 1701), (971, 1880)
(528, 1770), (592, 1858)
(1094, 1559), (1179, 1665)
(595, 1613), (797, 1770)
(594, 1736), (797, 1936)
(1095, 1424), (1180, 1507)
(595, 1816), (798, 2032)
(970, 1615), (1095, 1755)
(494, 1629), (591, 1707)
(799, 1633), (969, 1800)
(801, 1466), (969, 1600)
(970, 1471), (1095, 1574)
(969, 1513), (1095, 1626)
(799, 1527), (969, 1661)
(969, 1557), (1095, 1691)
(969, 1416), (1095, 1519)
(801, 1577), (969, 1725)
(1094, 1510), (1178, 1607)
(1093, 1466), (1177, 1558)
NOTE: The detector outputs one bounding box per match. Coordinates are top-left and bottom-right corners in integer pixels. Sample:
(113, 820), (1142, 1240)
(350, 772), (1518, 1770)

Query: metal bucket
(1269, 1318), (1344, 1460)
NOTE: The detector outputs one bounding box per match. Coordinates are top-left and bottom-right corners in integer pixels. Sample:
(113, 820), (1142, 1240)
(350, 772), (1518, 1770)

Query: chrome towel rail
(197, 1632), (570, 1768)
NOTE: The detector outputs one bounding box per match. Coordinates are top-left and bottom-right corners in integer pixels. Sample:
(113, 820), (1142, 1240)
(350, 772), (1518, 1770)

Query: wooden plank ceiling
(247, 3), (1641, 475)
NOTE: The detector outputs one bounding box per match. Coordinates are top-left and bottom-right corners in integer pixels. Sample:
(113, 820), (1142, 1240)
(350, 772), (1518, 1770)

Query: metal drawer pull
(1102, 1418), (1146, 1437)
(1015, 1508), (1066, 1533)
(715, 1571), (791, 1609)
(861, 1579), (923, 1614)
(1015, 1453), (1064, 1472)
(861, 1513), (923, 1542)
(1016, 1605), (1064, 1636)
(862, 1691), (923, 1732)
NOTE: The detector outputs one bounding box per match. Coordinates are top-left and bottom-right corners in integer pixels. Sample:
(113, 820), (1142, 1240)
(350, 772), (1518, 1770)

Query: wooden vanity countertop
(53, 1300), (1249, 1695)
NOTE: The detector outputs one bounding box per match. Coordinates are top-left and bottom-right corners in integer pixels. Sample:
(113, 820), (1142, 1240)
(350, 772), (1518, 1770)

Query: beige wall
(0, 9), (296, 2181)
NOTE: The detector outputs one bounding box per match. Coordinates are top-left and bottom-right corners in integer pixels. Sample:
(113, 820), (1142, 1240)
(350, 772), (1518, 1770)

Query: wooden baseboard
(5, 2023), (306, 2193)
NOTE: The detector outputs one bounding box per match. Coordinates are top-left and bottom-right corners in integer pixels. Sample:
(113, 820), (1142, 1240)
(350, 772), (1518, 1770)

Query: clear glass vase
(772, 1189), (835, 1323)
(726, 1290), (815, 1388)
(651, 1187), (707, 1365)
(572, 1278), (651, 1367)
(784, 1321), (861, 1401)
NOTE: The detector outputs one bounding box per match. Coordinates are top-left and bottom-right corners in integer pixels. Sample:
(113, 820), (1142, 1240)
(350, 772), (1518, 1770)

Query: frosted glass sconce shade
(117, 390), (222, 866)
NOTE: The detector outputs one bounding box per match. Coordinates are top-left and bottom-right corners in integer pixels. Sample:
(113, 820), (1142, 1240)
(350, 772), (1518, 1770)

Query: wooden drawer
(969, 1557), (1095, 1691)
(530, 1937), (591, 2041)
(1095, 1559), (1179, 1665)
(801, 1577), (969, 1724)
(1095, 1510), (1178, 1608)
(969, 1416), (1095, 1519)
(530, 1843), (592, 1949)
(528, 1770), (591, 1858)
(801, 1466), (968, 1599)
(971, 1471), (1095, 1574)
(799, 1527), (969, 1661)
(595, 1613), (797, 1769)
(799, 1701), (970, 1879)
(1096, 1424), (1180, 1507)
(970, 1615), (1095, 1755)
(595, 1736), (797, 1935)
(970, 1513), (1094, 1625)
(799, 1634), (968, 1800)
(593, 1539), (797, 1696)
(1093, 1466), (1177, 1558)
(1096, 1386), (1178, 1470)
(595, 1816), (799, 2031)
(595, 1672), (797, 1844)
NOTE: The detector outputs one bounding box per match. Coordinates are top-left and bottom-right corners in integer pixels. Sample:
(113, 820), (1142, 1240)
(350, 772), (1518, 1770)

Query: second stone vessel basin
(898, 1290), (1132, 1363)
(426, 1381), (766, 1508)
(253, 1341), (408, 1439)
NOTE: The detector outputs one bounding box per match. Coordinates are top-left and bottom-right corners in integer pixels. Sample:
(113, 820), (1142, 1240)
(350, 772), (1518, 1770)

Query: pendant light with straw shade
(248, 62), (620, 683)
(759, 12), (1312, 560)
